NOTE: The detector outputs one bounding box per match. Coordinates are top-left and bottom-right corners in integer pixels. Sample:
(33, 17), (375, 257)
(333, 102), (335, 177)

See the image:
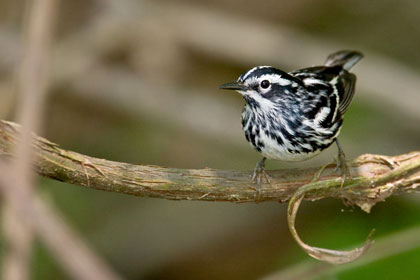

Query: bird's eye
(260, 80), (270, 89)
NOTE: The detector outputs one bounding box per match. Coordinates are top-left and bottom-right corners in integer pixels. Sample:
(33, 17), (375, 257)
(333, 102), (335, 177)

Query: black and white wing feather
(324, 50), (363, 114)
(290, 50), (363, 118)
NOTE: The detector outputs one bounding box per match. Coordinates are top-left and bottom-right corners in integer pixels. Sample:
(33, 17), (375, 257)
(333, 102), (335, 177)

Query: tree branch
(0, 120), (419, 210)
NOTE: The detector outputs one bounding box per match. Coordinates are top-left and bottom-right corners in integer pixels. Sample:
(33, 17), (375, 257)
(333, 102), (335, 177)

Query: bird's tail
(325, 50), (364, 71)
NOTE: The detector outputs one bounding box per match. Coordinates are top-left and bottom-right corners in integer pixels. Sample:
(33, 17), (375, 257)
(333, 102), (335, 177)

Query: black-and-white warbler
(220, 50), (363, 195)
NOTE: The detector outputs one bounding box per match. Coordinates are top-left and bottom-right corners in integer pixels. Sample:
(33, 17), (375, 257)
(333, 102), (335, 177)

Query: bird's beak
(219, 82), (247, 91)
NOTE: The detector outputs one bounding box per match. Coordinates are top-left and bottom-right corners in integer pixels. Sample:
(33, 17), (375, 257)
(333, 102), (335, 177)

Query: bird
(219, 50), (363, 196)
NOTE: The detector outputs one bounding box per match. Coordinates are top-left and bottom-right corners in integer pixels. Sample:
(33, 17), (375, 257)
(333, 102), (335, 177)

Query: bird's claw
(312, 140), (351, 187)
(252, 158), (270, 200)
(335, 154), (350, 187)
(335, 141), (351, 187)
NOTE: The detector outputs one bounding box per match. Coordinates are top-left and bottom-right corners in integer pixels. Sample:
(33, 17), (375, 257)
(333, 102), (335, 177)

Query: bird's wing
(290, 50), (362, 115)
(290, 66), (357, 115)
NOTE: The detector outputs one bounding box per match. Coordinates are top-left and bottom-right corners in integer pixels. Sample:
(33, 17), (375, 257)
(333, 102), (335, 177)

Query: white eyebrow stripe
(241, 66), (271, 80)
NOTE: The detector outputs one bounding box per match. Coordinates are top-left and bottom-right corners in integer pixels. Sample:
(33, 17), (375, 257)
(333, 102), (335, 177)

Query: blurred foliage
(338, 249), (420, 280)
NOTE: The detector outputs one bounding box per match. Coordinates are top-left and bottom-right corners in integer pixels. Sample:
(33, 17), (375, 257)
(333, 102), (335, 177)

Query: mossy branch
(0, 120), (418, 210)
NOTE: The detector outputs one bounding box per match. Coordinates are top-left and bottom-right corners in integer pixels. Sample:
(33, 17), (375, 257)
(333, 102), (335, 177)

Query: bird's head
(219, 66), (300, 105)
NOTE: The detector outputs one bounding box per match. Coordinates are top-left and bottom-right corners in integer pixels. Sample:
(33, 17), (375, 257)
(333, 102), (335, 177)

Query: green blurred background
(1, 0), (420, 279)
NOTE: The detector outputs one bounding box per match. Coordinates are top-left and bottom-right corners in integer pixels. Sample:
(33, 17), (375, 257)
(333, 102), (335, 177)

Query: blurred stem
(2, 0), (56, 279)
(0, 120), (419, 208)
(262, 225), (420, 280)
(0, 164), (123, 280)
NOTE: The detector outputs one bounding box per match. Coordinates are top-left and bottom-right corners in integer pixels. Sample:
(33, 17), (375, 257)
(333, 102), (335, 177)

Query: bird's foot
(251, 158), (270, 200)
(334, 139), (351, 187)
(335, 151), (351, 188)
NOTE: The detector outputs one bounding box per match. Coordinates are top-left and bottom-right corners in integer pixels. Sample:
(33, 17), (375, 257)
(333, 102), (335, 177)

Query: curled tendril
(287, 186), (375, 264)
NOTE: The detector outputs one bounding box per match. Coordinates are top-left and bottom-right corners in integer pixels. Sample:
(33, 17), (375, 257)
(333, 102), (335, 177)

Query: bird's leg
(311, 139), (351, 185)
(335, 139), (350, 187)
(251, 157), (270, 198)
